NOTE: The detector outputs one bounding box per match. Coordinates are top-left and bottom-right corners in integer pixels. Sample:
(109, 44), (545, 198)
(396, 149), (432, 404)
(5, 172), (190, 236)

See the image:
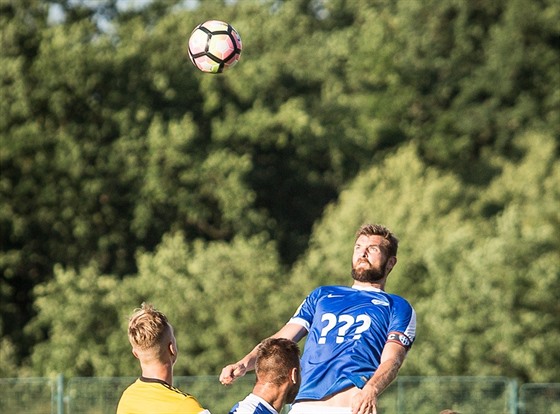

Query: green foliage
(1, 0), (559, 384)
(121, 231), (287, 376)
(290, 135), (560, 382)
(0, 337), (20, 377)
(361, 0), (560, 170)
(26, 264), (124, 377)
(454, 133), (559, 382)
(26, 232), (286, 377)
(290, 143), (469, 291)
(131, 115), (264, 240)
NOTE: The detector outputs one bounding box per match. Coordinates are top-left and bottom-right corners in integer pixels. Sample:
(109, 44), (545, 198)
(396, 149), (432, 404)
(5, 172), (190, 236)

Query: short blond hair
(128, 303), (171, 352)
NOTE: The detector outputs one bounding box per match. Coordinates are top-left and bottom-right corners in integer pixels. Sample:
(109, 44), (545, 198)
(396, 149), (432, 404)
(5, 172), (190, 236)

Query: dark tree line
(1, 0), (558, 382)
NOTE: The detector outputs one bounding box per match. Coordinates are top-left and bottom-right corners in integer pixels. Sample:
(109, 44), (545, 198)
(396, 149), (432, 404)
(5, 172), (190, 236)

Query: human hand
(219, 362), (247, 385)
(351, 386), (378, 414)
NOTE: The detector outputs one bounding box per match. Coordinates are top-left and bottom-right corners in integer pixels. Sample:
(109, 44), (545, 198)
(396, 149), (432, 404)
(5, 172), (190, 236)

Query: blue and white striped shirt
(229, 393), (278, 414)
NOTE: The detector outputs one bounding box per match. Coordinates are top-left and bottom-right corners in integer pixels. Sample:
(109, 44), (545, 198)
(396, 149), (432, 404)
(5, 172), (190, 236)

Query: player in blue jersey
(229, 338), (301, 414)
(220, 224), (416, 414)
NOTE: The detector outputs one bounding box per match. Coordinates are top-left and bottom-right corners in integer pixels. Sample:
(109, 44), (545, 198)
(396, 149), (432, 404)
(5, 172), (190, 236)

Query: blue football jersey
(289, 285), (416, 401)
(229, 393), (278, 414)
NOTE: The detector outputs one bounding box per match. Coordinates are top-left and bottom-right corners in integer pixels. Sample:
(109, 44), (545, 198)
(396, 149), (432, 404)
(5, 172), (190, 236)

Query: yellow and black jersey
(116, 377), (211, 414)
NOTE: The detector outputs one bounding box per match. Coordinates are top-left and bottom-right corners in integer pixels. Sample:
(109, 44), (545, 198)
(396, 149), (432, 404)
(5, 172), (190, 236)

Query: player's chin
(351, 268), (367, 281)
(352, 268), (383, 283)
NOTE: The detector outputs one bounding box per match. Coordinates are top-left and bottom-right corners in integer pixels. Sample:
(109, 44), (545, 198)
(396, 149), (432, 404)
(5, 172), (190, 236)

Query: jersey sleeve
(288, 288), (321, 332)
(180, 395), (211, 414)
(387, 296), (416, 349)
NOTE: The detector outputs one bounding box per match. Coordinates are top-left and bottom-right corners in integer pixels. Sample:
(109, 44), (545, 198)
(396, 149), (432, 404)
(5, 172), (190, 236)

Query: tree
(27, 231), (287, 377)
(290, 135), (560, 382)
(1, 0), (52, 365)
(2, 0), (559, 380)
(455, 132), (560, 382)
(1, 1), (273, 366)
(379, 0), (560, 171)
(26, 264), (123, 377)
(123, 232), (288, 376)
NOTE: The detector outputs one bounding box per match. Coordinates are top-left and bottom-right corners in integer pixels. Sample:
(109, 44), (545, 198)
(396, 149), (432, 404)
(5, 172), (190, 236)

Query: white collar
(351, 284), (382, 292)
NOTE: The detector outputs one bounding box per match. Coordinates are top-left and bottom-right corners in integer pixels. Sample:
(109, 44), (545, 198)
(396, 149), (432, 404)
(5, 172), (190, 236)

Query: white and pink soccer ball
(188, 20), (242, 74)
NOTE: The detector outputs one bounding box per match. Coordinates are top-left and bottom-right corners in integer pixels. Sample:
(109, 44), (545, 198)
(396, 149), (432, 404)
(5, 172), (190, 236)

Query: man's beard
(286, 381), (300, 404)
(352, 260), (386, 283)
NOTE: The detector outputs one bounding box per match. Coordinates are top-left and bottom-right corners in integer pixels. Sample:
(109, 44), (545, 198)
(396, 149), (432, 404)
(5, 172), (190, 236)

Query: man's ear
(168, 342), (176, 357)
(386, 256), (397, 274)
(132, 348), (140, 360)
(290, 367), (298, 385)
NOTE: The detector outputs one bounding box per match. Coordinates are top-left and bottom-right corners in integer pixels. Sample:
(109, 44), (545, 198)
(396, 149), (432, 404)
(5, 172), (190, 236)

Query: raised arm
(219, 323), (307, 385)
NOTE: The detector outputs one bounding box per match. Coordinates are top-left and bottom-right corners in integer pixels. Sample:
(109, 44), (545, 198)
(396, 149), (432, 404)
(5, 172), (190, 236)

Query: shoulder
(117, 380), (208, 414)
(178, 393), (206, 409)
(310, 285), (352, 296)
(230, 394), (277, 414)
(386, 292), (414, 310)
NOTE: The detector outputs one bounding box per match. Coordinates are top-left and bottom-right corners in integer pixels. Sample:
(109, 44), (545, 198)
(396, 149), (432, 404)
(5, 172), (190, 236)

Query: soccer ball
(187, 20), (242, 74)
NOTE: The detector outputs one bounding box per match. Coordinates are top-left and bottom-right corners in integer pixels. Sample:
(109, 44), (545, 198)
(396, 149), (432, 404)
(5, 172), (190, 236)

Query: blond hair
(128, 303), (171, 353)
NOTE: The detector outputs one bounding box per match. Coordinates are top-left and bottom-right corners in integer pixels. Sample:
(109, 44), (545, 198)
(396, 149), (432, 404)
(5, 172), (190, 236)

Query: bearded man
(220, 224), (417, 414)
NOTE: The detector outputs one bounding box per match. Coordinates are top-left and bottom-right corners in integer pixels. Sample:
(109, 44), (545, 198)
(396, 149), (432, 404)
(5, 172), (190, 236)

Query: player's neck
(140, 362), (174, 386)
(352, 280), (386, 291)
(252, 382), (289, 413)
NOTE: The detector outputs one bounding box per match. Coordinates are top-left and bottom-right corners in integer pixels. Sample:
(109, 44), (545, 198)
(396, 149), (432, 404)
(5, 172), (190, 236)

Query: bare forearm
(365, 356), (402, 396)
(240, 325), (305, 371)
(220, 323), (306, 385)
(351, 351), (406, 414)
(237, 344), (260, 371)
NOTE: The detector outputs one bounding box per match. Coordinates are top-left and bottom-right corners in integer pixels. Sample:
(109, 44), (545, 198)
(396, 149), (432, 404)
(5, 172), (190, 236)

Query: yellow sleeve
(179, 395), (210, 414)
